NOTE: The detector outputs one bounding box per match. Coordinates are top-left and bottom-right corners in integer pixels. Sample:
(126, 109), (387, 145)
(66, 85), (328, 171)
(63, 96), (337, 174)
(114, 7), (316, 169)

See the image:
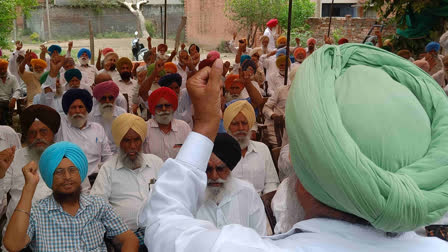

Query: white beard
(225, 92), (242, 103)
(79, 58), (90, 65)
(100, 103), (115, 121)
(118, 149), (143, 170)
(154, 111), (173, 125)
(229, 130), (250, 150)
(68, 113), (87, 128)
(205, 175), (232, 205)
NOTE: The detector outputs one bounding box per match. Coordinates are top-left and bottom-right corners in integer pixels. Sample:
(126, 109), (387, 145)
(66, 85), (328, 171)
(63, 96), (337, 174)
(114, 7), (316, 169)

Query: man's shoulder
(250, 140), (270, 152)
(114, 105), (127, 115)
(173, 119), (191, 130)
(142, 153), (164, 165)
(231, 177), (259, 195)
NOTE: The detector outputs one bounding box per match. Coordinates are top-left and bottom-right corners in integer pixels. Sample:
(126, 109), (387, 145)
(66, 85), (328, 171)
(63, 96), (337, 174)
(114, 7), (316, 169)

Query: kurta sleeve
(90, 163), (112, 200)
(263, 90), (279, 120)
(249, 188), (268, 236)
(262, 145), (279, 194)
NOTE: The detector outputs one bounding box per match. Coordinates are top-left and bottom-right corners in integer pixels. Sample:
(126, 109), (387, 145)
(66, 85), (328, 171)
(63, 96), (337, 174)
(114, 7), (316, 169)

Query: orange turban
(0, 59), (8, 68)
(148, 87), (178, 115)
(164, 62), (177, 74)
(225, 74), (244, 91)
(30, 59), (47, 69)
(277, 36), (287, 46)
(293, 48), (306, 59)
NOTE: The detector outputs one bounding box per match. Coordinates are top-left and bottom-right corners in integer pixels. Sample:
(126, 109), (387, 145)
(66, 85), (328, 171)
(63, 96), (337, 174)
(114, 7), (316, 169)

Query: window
(322, 3), (358, 17)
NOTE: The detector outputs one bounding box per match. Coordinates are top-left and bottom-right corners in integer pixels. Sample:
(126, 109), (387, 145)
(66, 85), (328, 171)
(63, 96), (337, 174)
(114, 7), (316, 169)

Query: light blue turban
(39, 142), (88, 188)
(240, 54), (251, 63)
(276, 48), (287, 57)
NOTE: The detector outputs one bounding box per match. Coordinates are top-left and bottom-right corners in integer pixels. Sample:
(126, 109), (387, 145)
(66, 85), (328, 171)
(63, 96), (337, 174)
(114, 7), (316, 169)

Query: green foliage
(0, 0), (38, 49)
(145, 20), (157, 37)
(96, 31), (134, 38)
(290, 26), (313, 48)
(332, 27), (344, 43)
(277, 0), (315, 31)
(217, 40), (232, 53)
(69, 0), (120, 8)
(29, 32), (40, 43)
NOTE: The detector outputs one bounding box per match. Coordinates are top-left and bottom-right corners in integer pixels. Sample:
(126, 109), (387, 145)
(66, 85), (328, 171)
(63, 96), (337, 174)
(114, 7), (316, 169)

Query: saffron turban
(158, 73), (182, 88)
(293, 48), (306, 59)
(48, 45), (62, 56)
(147, 63), (166, 77)
(277, 36), (287, 46)
(307, 38), (316, 46)
(117, 57), (132, 71)
(93, 80), (119, 101)
(223, 100), (255, 132)
(425, 41), (440, 53)
(276, 48), (287, 57)
(64, 69), (82, 82)
(164, 62), (177, 73)
(213, 133), (241, 171)
(111, 113), (147, 146)
(224, 74), (243, 91)
(207, 51), (220, 61)
(0, 60), (8, 68)
(240, 54), (251, 64)
(148, 87), (178, 115)
(39, 142), (88, 188)
(276, 55), (291, 67)
(397, 49), (411, 58)
(266, 18), (278, 28)
(21, 105), (61, 137)
(241, 59), (257, 72)
(78, 48), (91, 59)
(102, 48), (114, 56)
(30, 59), (47, 69)
(62, 88), (93, 114)
(338, 38), (349, 45)
(286, 43), (448, 233)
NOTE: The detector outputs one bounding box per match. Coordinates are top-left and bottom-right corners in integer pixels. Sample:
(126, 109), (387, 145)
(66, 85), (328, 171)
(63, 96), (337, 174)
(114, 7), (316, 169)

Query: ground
(3, 38), (234, 63)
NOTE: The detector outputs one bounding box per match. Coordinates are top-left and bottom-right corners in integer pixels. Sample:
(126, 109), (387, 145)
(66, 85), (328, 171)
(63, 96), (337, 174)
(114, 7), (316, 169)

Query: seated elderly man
(263, 82), (290, 148)
(0, 59), (20, 125)
(143, 87), (191, 161)
(140, 53), (448, 251)
(224, 74), (263, 106)
(196, 133), (267, 235)
(99, 51), (120, 82)
(3, 142), (138, 251)
(56, 88), (112, 183)
(223, 100), (279, 195)
(91, 113), (163, 248)
(90, 80), (126, 153)
(94, 72), (128, 111)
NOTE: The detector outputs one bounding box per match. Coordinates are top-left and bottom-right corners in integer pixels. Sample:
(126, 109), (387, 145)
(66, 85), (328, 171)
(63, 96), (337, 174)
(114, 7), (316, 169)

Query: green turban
(286, 44), (448, 232)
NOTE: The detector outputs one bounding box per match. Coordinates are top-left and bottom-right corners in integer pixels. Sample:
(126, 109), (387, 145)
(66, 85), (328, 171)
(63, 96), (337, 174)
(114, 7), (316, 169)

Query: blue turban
(425, 42), (441, 53)
(240, 54), (251, 63)
(77, 48), (91, 59)
(276, 48), (287, 57)
(242, 59), (257, 72)
(62, 88), (93, 114)
(39, 142), (88, 188)
(48, 45), (62, 56)
(158, 73), (182, 87)
(64, 69), (82, 83)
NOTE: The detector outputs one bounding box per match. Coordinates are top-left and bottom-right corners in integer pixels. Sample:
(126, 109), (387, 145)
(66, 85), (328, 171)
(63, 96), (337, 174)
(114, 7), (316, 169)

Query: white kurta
(55, 117), (112, 176)
(140, 132), (448, 252)
(77, 64), (97, 87)
(116, 78), (138, 110)
(90, 153), (163, 231)
(266, 71), (290, 97)
(143, 118), (191, 161)
(263, 27), (277, 51)
(196, 177), (267, 235)
(174, 88), (193, 128)
(176, 63), (191, 90)
(232, 140), (279, 195)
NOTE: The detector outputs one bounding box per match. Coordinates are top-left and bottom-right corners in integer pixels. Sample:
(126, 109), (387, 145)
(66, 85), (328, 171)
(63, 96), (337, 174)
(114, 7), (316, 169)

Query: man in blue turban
(425, 41), (444, 75)
(77, 48), (97, 87)
(3, 142), (139, 251)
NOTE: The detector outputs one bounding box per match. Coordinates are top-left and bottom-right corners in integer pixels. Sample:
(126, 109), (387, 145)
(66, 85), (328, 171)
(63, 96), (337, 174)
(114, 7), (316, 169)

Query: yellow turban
(277, 36), (287, 46)
(276, 55), (291, 67)
(30, 59), (47, 69)
(111, 113), (147, 146)
(0, 59), (8, 68)
(223, 100), (256, 132)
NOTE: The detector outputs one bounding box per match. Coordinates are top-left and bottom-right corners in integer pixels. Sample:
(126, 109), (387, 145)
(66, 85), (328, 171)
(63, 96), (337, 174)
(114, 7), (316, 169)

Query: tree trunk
(136, 9), (149, 38)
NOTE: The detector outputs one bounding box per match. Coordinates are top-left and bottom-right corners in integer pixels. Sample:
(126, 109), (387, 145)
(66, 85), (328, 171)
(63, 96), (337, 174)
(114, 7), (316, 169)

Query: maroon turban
(148, 87), (178, 115)
(93, 80), (120, 101)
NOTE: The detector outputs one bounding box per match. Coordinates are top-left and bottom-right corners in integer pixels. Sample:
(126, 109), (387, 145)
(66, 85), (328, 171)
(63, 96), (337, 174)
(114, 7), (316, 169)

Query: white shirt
(140, 132), (448, 252)
(232, 140), (279, 194)
(176, 63), (191, 90)
(277, 144), (292, 181)
(98, 69), (121, 83)
(432, 69), (447, 89)
(196, 177), (267, 235)
(263, 84), (289, 124)
(77, 64), (97, 87)
(0, 74), (20, 101)
(117, 78), (138, 110)
(89, 103), (127, 153)
(90, 153), (163, 231)
(174, 89), (193, 128)
(143, 118), (191, 161)
(56, 117), (112, 176)
(266, 71), (290, 97)
(264, 27), (277, 51)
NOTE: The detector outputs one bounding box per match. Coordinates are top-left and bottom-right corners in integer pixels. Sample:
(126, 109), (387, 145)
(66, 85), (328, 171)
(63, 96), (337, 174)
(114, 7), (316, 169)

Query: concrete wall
(26, 5), (184, 40)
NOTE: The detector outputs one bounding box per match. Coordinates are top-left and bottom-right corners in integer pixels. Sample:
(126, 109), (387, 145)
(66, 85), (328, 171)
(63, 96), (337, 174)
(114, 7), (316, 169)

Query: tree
(0, 0), (38, 49)
(70, 0), (150, 38)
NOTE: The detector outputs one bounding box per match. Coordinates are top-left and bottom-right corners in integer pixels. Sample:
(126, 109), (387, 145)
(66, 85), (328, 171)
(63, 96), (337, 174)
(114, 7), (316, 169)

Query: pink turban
(148, 87), (178, 115)
(92, 80), (120, 101)
(307, 38), (316, 46)
(207, 51), (221, 61)
(102, 48), (115, 56)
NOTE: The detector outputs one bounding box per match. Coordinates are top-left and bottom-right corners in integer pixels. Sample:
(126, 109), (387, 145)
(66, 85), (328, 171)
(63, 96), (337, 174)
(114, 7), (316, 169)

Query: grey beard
(100, 103), (115, 121)
(225, 92), (242, 103)
(79, 58), (90, 65)
(28, 139), (52, 161)
(205, 175), (231, 205)
(118, 149), (143, 170)
(154, 111), (173, 125)
(229, 131), (250, 150)
(68, 113), (87, 128)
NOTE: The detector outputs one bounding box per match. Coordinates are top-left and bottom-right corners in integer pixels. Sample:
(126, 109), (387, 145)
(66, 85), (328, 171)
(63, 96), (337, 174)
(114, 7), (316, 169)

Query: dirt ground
(4, 37), (235, 62)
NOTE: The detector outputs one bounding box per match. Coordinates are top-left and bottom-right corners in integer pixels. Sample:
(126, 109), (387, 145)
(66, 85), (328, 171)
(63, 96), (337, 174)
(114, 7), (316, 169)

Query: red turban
(293, 47), (306, 59)
(225, 74), (244, 91)
(266, 19), (278, 28)
(30, 52), (38, 59)
(164, 62), (177, 73)
(307, 38), (316, 46)
(93, 80), (120, 101)
(102, 48), (114, 56)
(148, 87), (178, 115)
(198, 58), (216, 70)
(338, 38), (349, 45)
(207, 51), (220, 61)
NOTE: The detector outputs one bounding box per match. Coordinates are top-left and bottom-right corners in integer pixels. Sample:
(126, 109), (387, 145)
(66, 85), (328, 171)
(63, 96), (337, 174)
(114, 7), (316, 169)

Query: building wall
(26, 5), (184, 40)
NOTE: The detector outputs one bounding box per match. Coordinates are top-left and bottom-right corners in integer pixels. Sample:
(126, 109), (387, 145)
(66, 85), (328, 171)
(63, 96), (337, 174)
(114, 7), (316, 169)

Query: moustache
(30, 139), (49, 147)
(71, 113), (85, 119)
(207, 178), (227, 184)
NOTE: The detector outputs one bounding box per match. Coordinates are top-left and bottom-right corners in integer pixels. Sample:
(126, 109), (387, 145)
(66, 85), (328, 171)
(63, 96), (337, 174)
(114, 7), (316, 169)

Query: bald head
(95, 73), (112, 84)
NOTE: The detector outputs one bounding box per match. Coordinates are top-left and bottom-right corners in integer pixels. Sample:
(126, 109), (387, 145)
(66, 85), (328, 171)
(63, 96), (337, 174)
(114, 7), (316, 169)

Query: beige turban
(111, 113), (147, 146)
(223, 100), (256, 132)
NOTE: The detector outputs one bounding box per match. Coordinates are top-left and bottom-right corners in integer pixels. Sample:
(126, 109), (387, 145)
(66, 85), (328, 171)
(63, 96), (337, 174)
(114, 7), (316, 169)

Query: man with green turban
(140, 47), (448, 251)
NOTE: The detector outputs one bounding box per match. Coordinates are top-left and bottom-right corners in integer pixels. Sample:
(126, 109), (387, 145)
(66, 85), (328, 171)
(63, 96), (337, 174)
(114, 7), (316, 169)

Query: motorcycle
(131, 31), (148, 61)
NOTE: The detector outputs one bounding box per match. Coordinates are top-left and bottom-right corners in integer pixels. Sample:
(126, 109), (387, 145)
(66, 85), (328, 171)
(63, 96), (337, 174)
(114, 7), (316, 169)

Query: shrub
(30, 32), (40, 43)
(145, 20), (157, 37)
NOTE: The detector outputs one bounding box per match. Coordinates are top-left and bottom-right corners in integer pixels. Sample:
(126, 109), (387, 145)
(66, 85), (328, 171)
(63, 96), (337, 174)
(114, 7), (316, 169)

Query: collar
(245, 140), (257, 154)
(46, 194), (92, 214)
(149, 118), (178, 132)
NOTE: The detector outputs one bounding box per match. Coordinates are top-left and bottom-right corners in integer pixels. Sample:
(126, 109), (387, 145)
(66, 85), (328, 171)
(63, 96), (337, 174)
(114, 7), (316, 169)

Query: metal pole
(45, 0), (52, 41)
(160, 6), (163, 38)
(327, 0), (335, 37)
(164, 0), (167, 44)
(284, 0), (293, 86)
(89, 20), (95, 65)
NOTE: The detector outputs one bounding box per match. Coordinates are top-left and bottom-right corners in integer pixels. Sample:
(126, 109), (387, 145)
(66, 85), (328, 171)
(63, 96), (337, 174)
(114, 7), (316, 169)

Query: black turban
(62, 88), (93, 114)
(158, 73), (182, 88)
(64, 68), (82, 82)
(242, 59), (257, 73)
(21, 105), (61, 138)
(212, 133), (241, 170)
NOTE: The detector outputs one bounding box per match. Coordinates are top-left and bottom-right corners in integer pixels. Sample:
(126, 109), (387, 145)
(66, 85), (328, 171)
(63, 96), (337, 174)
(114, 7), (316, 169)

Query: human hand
(187, 59), (223, 141)
(271, 113), (284, 123)
(0, 146), (15, 179)
(8, 98), (16, 110)
(154, 60), (164, 76)
(170, 49), (177, 57)
(181, 43), (186, 50)
(68, 41), (73, 51)
(147, 36), (151, 44)
(295, 38), (300, 46)
(233, 32), (237, 41)
(22, 161), (40, 189)
(40, 45), (48, 54)
(374, 30), (382, 38)
(324, 35), (333, 45)
(15, 41), (23, 51)
(24, 50), (33, 64)
(50, 55), (66, 76)
(268, 50), (277, 57)
(98, 49), (102, 58)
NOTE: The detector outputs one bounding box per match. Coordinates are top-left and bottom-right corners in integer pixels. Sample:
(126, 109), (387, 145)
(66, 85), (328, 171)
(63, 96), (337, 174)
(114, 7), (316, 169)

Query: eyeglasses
(100, 95), (115, 102)
(155, 104), (172, 110)
(28, 128), (49, 138)
(206, 165), (228, 174)
(54, 166), (79, 177)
